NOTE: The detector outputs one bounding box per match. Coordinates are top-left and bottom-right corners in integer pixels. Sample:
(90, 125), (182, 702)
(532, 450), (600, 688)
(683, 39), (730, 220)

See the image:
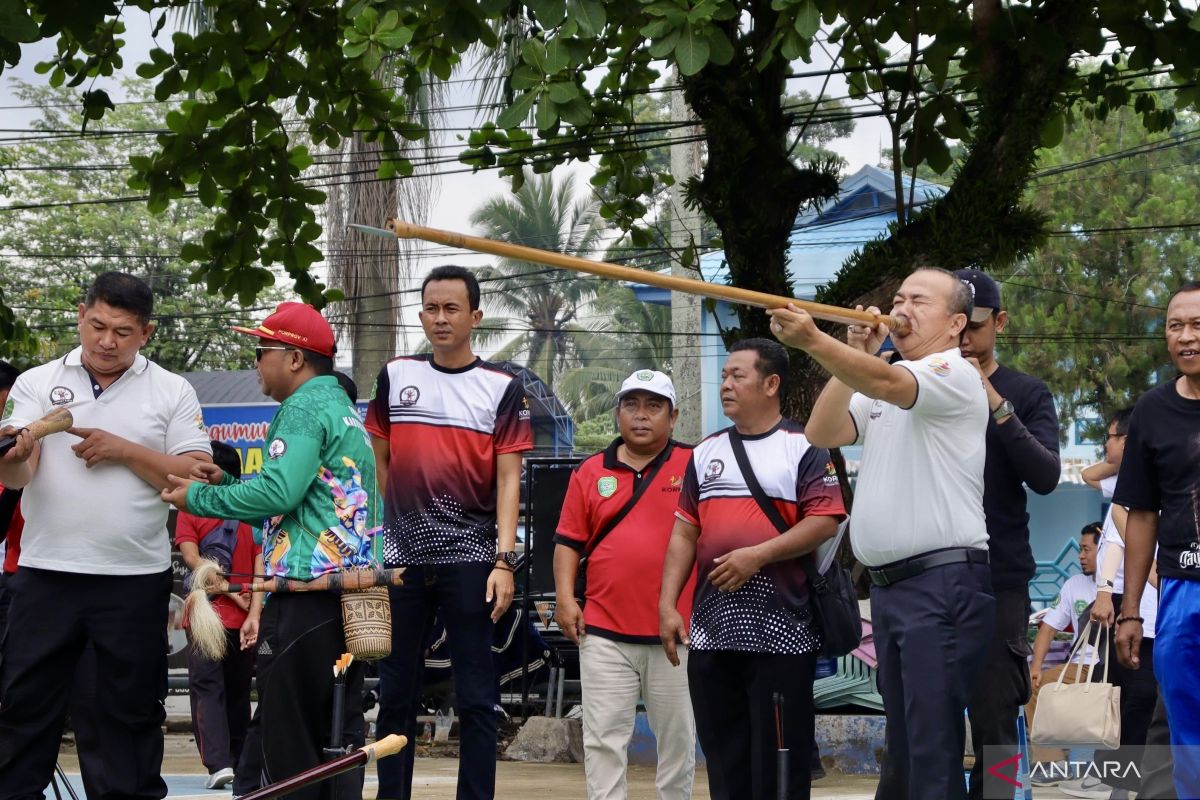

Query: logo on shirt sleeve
(703, 459), (724, 482)
(519, 395), (531, 420)
(2, 397), (12, 420)
(49, 386), (74, 405)
(822, 461), (839, 486)
(267, 438), (287, 459)
(597, 476), (618, 497)
(194, 412), (207, 432)
(926, 356), (951, 377)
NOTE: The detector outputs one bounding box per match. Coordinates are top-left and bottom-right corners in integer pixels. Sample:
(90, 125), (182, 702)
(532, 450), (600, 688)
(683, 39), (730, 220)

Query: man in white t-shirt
(0, 272), (213, 800)
(1027, 523), (1100, 771)
(769, 267), (993, 800)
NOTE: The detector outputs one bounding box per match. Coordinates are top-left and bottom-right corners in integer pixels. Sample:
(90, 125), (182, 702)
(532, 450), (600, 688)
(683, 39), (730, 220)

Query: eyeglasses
(255, 346), (291, 361)
(1103, 432), (1126, 442)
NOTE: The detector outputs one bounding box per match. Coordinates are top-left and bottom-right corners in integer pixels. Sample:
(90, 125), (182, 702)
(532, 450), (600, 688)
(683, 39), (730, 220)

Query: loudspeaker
(524, 458), (581, 594)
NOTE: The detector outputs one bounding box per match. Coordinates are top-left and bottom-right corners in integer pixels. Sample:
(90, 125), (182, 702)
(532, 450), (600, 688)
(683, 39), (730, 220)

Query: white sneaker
(206, 767), (235, 790)
(1059, 775), (1115, 799)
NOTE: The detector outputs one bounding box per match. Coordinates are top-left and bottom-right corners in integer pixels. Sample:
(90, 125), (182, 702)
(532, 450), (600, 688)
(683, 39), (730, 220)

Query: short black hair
(1080, 521), (1102, 545)
(1109, 406), (1134, 436)
(335, 371), (358, 403)
(301, 350), (334, 376)
(422, 265), (481, 311)
(209, 440), (242, 477)
(85, 271), (154, 325)
(729, 337), (789, 386)
(0, 360), (19, 393)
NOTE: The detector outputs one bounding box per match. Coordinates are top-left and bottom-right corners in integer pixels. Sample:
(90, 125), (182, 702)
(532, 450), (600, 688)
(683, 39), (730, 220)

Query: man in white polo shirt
(0, 272), (213, 800)
(769, 267), (994, 800)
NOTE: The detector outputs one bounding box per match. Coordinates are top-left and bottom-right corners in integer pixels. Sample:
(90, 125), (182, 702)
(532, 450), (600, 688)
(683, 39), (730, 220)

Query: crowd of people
(0, 265), (1197, 800)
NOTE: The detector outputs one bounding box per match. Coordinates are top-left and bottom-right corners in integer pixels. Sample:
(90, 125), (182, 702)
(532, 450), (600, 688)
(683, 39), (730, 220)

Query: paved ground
(52, 735), (1082, 799)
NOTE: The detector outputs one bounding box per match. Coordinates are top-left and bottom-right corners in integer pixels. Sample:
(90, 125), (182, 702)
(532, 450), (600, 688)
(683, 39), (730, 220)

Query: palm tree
(556, 283), (673, 419)
(470, 171), (606, 390)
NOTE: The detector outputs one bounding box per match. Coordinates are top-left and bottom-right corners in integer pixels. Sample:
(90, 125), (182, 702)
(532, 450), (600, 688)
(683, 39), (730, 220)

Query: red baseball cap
(232, 302), (336, 357)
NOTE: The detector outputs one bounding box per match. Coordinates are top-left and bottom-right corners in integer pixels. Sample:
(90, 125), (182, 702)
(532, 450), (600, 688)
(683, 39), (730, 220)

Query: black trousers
(376, 563), (498, 800)
(967, 586), (1032, 800)
(188, 627), (254, 774)
(255, 592), (366, 800)
(873, 561), (995, 800)
(0, 567), (172, 800)
(688, 649), (817, 800)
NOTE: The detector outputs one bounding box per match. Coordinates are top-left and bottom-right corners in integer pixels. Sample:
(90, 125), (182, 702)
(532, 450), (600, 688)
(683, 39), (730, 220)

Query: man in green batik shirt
(162, 302), (381, 800)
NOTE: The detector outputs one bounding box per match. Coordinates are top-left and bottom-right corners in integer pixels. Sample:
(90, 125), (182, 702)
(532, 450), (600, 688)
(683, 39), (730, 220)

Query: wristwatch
(992, 398), (1015, 422)
(495, 550), (519, 570)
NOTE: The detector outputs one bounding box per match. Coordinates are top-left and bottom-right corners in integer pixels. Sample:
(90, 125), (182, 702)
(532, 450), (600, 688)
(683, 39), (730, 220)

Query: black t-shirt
(982, 365), (1062, 589)
(1114, 379), (1200, 581)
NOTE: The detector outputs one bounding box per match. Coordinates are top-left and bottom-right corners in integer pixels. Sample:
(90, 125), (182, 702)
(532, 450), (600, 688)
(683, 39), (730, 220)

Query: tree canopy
(0, 79), (279, 371)
(4, 0), (1200, 416)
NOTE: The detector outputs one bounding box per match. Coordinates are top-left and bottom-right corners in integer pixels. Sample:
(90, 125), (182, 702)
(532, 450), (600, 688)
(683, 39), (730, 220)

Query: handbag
(726, 432), (863, 658)
(1030, 620), (1121, 749)
(574, 448), (670, 606)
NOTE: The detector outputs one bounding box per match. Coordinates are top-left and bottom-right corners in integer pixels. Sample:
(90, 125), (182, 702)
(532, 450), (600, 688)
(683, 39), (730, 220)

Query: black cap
(953, 268), (1001, 323)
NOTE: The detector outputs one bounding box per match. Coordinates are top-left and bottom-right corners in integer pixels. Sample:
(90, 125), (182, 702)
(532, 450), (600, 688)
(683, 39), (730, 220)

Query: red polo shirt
(555, 438), (696, 643)
(175, 512), (260, 629)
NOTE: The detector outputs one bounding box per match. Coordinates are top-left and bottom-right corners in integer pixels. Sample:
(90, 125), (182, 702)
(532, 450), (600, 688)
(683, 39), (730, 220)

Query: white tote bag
(1030, 620), (1121, 749)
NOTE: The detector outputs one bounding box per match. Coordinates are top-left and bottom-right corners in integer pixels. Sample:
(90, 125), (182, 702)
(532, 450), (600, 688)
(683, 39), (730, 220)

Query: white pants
(579, 635), (696, 800)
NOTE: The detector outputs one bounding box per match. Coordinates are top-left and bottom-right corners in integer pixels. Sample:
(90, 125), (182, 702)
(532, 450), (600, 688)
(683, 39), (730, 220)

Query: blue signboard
(201, 402), (368, 478)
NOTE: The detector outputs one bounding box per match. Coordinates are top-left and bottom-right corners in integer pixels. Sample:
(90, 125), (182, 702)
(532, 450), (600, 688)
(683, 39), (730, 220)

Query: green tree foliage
(469, 171), (607, 389)
(556, 282), (674, 419)
(1000, 96), (1200, 435)
(5, 0), (1200, 417)
(0, 80), (279, 371)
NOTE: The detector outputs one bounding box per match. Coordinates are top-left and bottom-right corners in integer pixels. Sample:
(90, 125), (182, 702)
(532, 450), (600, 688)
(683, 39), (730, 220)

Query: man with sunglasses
(161, 302), (383, 800)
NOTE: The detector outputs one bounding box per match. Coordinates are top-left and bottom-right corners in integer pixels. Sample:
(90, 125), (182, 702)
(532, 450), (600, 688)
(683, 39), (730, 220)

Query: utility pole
(669, 70), (704, 443)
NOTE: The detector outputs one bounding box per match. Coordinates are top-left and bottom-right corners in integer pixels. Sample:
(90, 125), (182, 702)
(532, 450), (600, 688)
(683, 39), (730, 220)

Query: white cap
(615, 369), (676, 406)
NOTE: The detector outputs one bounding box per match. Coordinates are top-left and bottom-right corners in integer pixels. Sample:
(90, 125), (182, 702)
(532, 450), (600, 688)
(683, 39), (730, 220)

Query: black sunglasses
(255, 345), (291, 361)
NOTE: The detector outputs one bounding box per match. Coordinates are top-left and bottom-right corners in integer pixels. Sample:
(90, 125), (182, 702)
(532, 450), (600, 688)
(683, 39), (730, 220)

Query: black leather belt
(867, 547), (989, 587)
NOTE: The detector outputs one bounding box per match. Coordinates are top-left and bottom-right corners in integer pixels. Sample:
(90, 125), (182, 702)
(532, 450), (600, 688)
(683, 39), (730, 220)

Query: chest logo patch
(597, 476), (618, 498)
(49, 386), (74, 406)
(704, 458), (724, 482)
(1074, 599), (1088, 616)
(267, 438), (287, 459)
(397, 385), (420, 406)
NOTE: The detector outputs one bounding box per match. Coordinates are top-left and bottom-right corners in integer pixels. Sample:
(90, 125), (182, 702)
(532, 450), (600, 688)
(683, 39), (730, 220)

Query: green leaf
(573, 0), (606, 37)
(527, 0), (567, 25)
(1040, 112), (1065, 148)
(544, 38), (570, 73)
(794, 0), (821, 39)
(342, 40), (369, 59)
(548, 81), (579, 103)
(497, 90), (538, 129)
(376, 27), (413, 49)
(523, 38), (548, 73)
(675, 26), (711, 75)
(706, 27), (734, 65)
(535, 93), (558, 131)
(198, 173), (218, 207)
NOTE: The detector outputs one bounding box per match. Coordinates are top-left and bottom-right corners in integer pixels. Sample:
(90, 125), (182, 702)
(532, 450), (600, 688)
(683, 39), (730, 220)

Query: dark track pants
(872, 561), (995, 800)
(1138, 691), (1177, 800)
(0, 567), (172, 800)
(967, 587), (1032, 800)
(188, 627), (254, 774)
(376, 562), (498, 800)
(255, 592), (365, 800)
(688, 649), (817, 800)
